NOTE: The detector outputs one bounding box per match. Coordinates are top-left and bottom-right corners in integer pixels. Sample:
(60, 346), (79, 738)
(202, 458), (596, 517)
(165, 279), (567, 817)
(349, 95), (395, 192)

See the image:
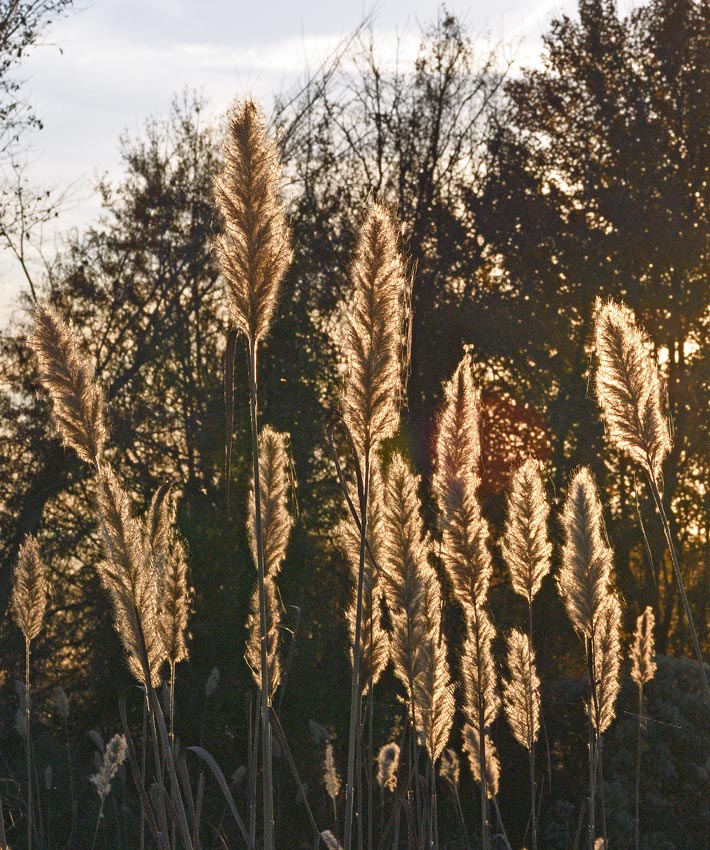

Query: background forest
(1, 0), (710, 848)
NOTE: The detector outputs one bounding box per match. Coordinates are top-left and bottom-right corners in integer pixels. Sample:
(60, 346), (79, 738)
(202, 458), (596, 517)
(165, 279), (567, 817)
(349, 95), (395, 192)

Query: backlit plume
(11, 536), (49, 643)
(591, 595), (622, 734)
(342, 202), (408, 457)
(31, 302), (106, 466)
(376, 742), (400, 792)
(594, 298), (671, 481)
(147, 485), (191, 668)
(503, 629), (541, 751)
(630, 606), (657, 687)
(95, 466), (165, 687)
(462, 725), (500, 799)
(433, 354), (491, 609)
(502, 459), (552, 603)
(246, 428), (293, 695)
(558, 467), (614, 637)
(339, 459), (389, 692)
(214, 100), (292, 344)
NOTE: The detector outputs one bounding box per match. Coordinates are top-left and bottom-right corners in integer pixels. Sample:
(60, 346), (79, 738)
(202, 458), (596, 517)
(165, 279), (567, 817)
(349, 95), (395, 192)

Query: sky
(0, 0), (590, 320)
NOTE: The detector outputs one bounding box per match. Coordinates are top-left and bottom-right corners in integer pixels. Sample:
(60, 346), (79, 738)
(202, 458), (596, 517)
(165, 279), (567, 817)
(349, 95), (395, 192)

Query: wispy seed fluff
(95, 466), (165, 687)
(382, 453), (455, 759)
(342, 202), (408, 457)
(592, 595), (622, 734)
(462, 725), (500, 799)
(502, 459), (552, 603)
(90, 733), (127, 801)
(146, 485), (191, 668)
(246, 428), (293, 695)
(462, 605), (500, 733)
(214, 100), (292, 344)
(339, 459), (389, 692)
(503, 630), (540, 751)
(323, 741), (341, 801)
(11, 536), (49, 643)
(439, 748), (460, 791)
(594, 298), (671, 481)
(558, 467), (614, 637)
(376, 742), (400, 792)
(433, 354), (491, 609)
(630, 606), (657, 687)
(31, 302), (106, 466)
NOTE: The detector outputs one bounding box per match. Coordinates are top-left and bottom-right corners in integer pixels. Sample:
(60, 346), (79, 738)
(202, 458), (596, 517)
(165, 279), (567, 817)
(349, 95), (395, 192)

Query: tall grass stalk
(339, 202), (407, 850)
(11, 536), (48, 850)
(630, 606), (656, 850)
(214, 97), (292, 850)
(594, 299), (710, 704)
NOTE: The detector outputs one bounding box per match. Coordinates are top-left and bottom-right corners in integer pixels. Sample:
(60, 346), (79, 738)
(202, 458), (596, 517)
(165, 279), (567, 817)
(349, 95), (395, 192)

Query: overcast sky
(1, 0), (591, 319)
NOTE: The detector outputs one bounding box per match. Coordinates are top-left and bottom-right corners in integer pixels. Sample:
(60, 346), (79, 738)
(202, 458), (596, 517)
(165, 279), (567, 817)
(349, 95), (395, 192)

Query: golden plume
(558, 467), (614, 637)
(413, 577), (455, 764)
(630, 606), (657, 687)
(591, 594), (622, 734)
(339, 459), (389, 692)
(462, 604), (500, 733)
(95, 466), (165, 686)
(503, 629), (541, 751)
(214, 100), (292, 344)
(31, 302), (106, 466)
(432, 351), (480, 510)
(11, 536), (49, 643)
(433, 354), (491, 610)
(462, 725), (500, 799)
(381, 452), (432, 699)
(594, 298), (671, 481)
(146, 485), (191, 668)
(245, 428), (293, 695)
(502, 459), (552, 603)
(342, 202), (408, 457)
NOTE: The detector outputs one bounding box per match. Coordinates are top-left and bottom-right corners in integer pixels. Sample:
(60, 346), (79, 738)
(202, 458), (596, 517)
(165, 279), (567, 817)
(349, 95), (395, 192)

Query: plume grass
(502, 459), (551, 605)
(503, 629), (540, 751)
(594, 298), (709, 705)
(214, 100), (292, 345)
(631, 606), (656, 850)
(31, 302), (106, 466)
(12, 535), (49, 850)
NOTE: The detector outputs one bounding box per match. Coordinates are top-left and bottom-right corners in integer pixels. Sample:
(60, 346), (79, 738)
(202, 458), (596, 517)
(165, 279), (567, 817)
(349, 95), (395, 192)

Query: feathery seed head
(630, 605), (657, 687)
(340, 458), (389, 692)
(462, 725), (500, 799)
(433, 356), (491, 611)
(90, 733), (127, 801)
(594, 298), (671, 480)
(147, 485), (191, 667)
(433, 351), (480, 510)
(245, 576), (282, 696)
(95, 466), (166, 686)
(592, 594), (622, 734)
(439, 748), (460, 791)
(376, 742), (400, 792)
(502, 459), (552, 603)
(323, 741), (341, 801)
(214, 99), (292, 344)
(248, 427), (293, 579)
(558, 467), (614, 637)
(462, 604), (500, 731)
(320, 831), (344, 850)
(342, 202), (408, 457)
(503, 629), (541, 751)
(31, 302), (106, 466)
(11, 536), (49, 643)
